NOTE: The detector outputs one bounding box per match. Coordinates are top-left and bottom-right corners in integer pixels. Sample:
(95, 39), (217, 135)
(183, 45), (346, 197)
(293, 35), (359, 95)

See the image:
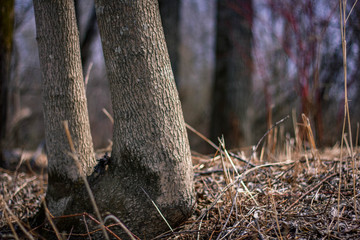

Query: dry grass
(0, 166), (46, 239)
(159, 147), (359, 239)
(0, 132), (359, 239)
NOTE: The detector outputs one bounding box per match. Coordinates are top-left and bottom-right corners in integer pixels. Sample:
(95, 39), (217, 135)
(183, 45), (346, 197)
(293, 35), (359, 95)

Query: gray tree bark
(92, 0), (195, 237)
(33, 0), (194, 238)
(211, 0), (254, 149)
(33, 0), (96, 216)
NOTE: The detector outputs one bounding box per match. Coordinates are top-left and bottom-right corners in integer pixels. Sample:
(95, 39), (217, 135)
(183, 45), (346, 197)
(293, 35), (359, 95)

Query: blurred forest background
(1, 0), (359, 160)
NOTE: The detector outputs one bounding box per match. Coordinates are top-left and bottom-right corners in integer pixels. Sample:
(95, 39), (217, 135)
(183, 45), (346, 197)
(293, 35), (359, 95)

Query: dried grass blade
(283, 172), (337, 213)
(84, 62), (93, 91)
(140, 187), (174, 233)
(269, 182), (283, 240)
(43, 201), (63, 240)
(254, 115), (289, 153)
(186, 123), (255, 167)
(63, 121), (109, 240)
(3, 199), (35, 240)
(83, 214), (92, 240)
(219, 138), (258, 205)
(102, 108), (114, 124)
(216, 189), (239, 240)
(4, 211), (20, 240)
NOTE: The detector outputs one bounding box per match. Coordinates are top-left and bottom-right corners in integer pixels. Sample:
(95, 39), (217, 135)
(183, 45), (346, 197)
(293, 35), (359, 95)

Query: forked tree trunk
(92, 0), (195, 237)
(33, 0), (194, 238)
(33, 0), (96, 216)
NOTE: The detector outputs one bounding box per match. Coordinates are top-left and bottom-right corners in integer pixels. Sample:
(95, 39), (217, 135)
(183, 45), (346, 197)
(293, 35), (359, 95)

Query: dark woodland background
(1, 0), (360, 157)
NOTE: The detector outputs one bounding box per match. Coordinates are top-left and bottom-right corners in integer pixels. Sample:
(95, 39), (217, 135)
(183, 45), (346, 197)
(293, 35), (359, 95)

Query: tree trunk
(33, 0), (96, 216)
(211, 0), (254, 149)
(158, 0), (180, 83)
(178, 0), (216, 153)
(92, 0), (195, 237)
(0, 0), (14, 168)
(177, 0), (216, 153)
(74, 0), (98, 72)
(33, 0), (194, 238)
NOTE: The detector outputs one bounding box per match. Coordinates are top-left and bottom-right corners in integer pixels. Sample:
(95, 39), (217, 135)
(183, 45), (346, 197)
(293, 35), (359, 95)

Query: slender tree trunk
(93, 0), (195, 237)
(158, 0), (180, 83)
(33, 0), (96, 216)
(0, 0), (14, 168)
(74, 0), (98, 72)
(178, 0), (216, 153)
(211, 0), (254, 149)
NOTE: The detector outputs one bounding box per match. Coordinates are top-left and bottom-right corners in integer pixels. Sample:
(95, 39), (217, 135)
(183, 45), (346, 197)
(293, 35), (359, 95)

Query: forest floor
(0, 144), (359, 239)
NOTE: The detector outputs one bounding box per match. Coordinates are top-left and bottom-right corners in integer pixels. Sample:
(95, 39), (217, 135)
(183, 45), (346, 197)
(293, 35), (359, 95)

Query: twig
(345, 0), (359, 22)
(3, 199), (35, 240)
(83, 214), (92, 240)
(186, 123), (256, 167)
(84, 62), (93, 91)
(43, 200), (63, 240)
(102, 108), (114, 124)
(197, 213), (205, 240)
(220, 138), (259, 206)
(219, 221), (241, 240)
(104, 215), (138, 240)
(4, 211), (20, 240)
(283, 172), (338, 214)
(193, 160), (295, 228)
(254, 115), (290, 153)
(269, 181), (283, 240)
(84, 213), (122, 240)
(10, 176), (37, 199)
(50, 212), (122, 239)
(216, 188), (239, 240)
(338, 0), (355, 226)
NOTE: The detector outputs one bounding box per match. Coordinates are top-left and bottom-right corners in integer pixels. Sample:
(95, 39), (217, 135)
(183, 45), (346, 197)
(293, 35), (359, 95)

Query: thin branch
(254, 115), (290, 153)
(103, 215), (138, 240)
(345, 0), (359, 22)
(283, 172), (338, 214)
(3, 199), (35, 240)
(186, 123), (256, 167)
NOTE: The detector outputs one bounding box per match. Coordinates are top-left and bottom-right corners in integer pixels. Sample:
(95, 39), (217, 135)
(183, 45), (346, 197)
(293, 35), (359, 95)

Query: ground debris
(156, 149), (360, 240)
(1, 148), (360, 239)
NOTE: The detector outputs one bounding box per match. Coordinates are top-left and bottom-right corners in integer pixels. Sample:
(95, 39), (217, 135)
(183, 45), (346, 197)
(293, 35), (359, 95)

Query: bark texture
(93, 0), (195, 237)
(0, 0), (14, 168)
(211, 0), (254, 148)
(33, 0), (96, 216)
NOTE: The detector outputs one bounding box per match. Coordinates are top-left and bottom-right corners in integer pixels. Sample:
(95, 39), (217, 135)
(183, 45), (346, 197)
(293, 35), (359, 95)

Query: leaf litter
(1, 145), (359, 239)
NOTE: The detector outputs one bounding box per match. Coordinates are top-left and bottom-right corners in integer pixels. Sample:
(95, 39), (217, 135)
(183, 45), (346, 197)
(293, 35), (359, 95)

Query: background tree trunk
(33, 0), (96, 216)
(0, 0), (14, 168)
(211, 0), (254, 149)
(92, 0), (195, 237)
(178, 0), (216, 153)
(158, 0), (180, 83)
(74, 0), (98, 73)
